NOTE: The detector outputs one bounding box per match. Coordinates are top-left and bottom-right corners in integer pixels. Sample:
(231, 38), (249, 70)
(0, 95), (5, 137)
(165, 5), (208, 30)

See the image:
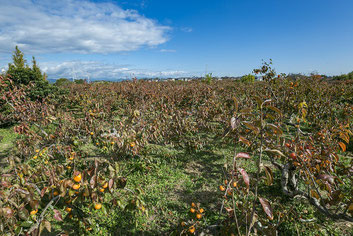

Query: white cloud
(41, 61), (188, 79)
(0, 0), (170, 54)
(160, 49), (176, 53)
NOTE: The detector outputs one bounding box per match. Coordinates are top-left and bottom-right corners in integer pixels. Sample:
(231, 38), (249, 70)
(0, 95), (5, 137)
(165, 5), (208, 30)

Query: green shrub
(6, 46), (58, 100)
(54, 78), (72, 87)
(240, 74), (255, 83)
(203, 73), (213, 84)
(333, 71), (353, 80)
(74, 79), (86, 84)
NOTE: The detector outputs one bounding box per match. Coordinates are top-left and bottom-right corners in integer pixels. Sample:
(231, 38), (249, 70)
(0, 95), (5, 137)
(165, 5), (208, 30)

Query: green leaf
(20, 220), (33, 227)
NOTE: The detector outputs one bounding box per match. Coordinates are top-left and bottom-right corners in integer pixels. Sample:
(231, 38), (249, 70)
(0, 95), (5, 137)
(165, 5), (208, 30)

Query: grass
(2, 125), (352, 235)
(116, 139), (352, 235)
(66, 137), (234, 234)
(114, 141), (231, 234)
(51, 140), (230, 234)
(0, 127), (17, 163)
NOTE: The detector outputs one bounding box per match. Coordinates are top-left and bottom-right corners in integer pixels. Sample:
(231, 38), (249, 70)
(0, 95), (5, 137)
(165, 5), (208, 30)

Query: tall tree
(9, 46), (27, 70)
(32, 56), (42, 79)
(6, 46), (56, 100)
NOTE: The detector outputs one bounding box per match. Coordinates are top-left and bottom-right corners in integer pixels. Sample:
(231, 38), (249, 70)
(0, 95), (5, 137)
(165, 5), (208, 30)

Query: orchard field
(1, 63), (353, 235)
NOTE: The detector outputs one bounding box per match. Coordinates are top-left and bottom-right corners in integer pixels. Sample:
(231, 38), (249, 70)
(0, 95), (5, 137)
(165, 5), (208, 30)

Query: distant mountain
(47, 78), (57, 84)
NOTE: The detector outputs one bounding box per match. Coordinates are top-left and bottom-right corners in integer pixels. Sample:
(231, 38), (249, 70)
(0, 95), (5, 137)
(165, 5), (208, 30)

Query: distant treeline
(332, 71), (353, 80)
(52, 72), (353, 85)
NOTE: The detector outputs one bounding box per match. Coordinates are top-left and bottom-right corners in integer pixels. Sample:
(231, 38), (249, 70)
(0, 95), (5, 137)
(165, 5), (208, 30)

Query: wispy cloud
(0, 0), (170, 54)
(181, 27), (193, 33)
(41, 61), (188, 79)
(160, 49), (176, 53)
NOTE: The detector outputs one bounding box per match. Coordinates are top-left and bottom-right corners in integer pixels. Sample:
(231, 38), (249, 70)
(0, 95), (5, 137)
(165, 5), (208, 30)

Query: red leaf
(53, 209), (62, 221)
(239, 168), (250, 188)
(259, 197), (273, 220)
(235, 152), (251, 159)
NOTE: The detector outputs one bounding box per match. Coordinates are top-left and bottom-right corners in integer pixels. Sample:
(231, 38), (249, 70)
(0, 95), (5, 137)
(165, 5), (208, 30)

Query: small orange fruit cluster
(68, 152), (76, 161)
(190, 202), (204, 220)
(180, 202), (205, 234)
(181, 221), (196, 234)
(97, 181), (108, 193)
(220, 179), (238, 199)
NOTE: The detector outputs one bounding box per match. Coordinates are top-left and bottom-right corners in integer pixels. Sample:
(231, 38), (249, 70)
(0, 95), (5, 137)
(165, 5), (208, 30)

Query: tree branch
(27, 195), (60, 235)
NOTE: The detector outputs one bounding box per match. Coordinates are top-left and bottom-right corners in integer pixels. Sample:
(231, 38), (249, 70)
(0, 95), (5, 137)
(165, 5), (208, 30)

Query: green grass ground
(126, 143), (231, 233)
(0, 127), (17, 164)
(1, 127), (352, 235)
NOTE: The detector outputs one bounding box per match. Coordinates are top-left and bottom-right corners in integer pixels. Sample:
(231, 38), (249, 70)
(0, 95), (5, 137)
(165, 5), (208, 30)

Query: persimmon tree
(0, 75), (145, 235)
(217, 63), (353, 235)
(1, 60), (352, 235)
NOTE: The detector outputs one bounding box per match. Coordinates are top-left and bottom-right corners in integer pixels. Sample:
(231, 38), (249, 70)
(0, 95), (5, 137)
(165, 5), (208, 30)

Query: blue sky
(0, 0), (352, 80)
